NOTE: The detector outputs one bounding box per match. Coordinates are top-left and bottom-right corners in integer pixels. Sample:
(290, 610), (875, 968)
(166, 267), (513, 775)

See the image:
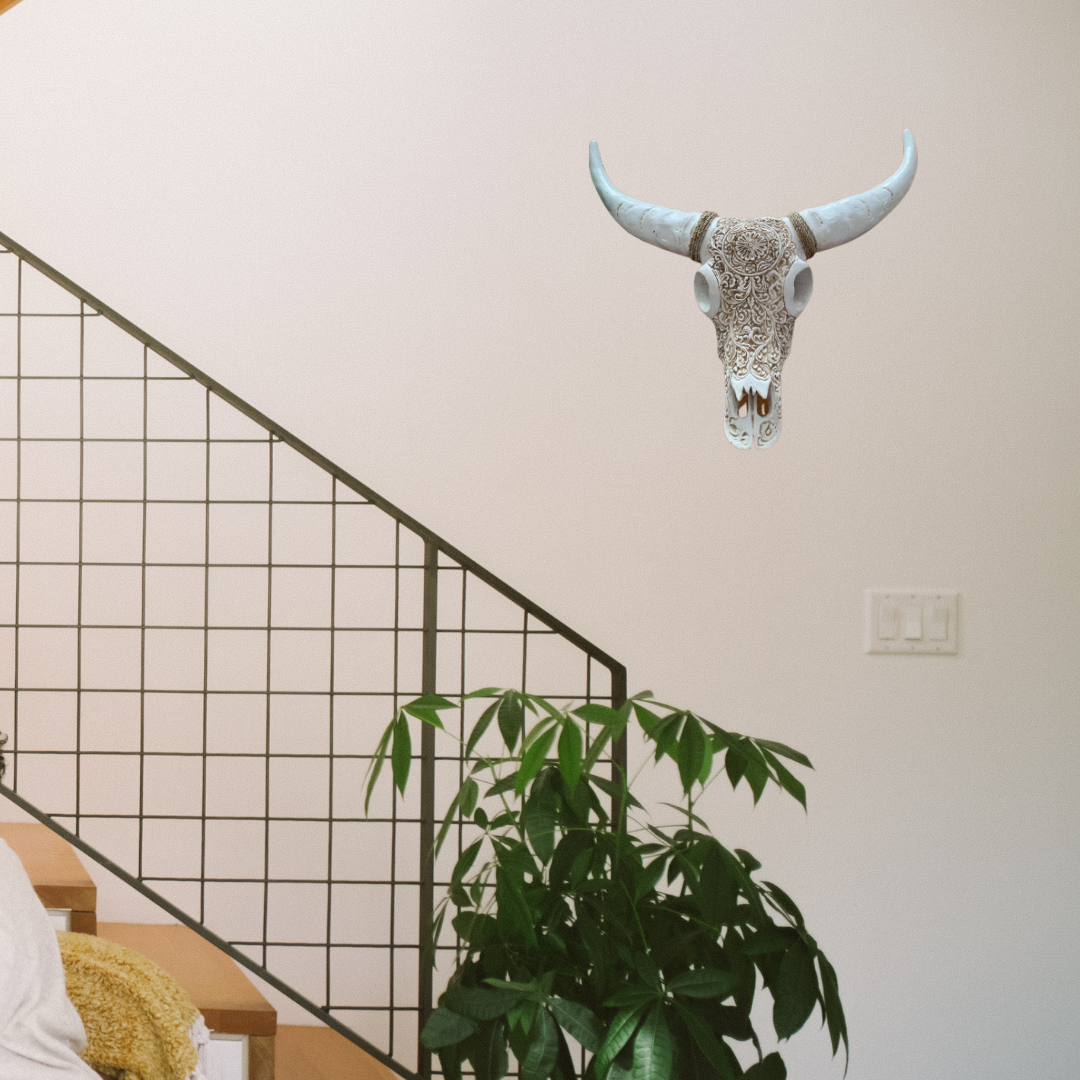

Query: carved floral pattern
(707, 218), (798, 449)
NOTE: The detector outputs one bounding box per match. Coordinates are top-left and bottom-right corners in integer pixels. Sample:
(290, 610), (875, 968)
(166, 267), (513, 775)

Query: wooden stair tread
(0, 822), (96, 911)
(97, 923), (276, 1037)
(275, 1026), (398, 1080)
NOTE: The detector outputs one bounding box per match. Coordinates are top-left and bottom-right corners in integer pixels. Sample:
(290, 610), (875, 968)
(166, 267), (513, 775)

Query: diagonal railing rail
(0, 228), (626, 1078)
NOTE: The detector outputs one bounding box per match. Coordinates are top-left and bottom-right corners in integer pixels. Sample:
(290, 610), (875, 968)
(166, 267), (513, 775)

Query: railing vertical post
(418, 539), (439, 1079)
(610, 664), (628, 826)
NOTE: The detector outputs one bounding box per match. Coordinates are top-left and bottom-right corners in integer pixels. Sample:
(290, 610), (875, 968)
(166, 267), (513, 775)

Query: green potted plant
(366, 690), (847, 1080)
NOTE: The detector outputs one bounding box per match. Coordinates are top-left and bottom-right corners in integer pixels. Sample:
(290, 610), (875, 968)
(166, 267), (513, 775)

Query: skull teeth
(730, 375), (772, 402)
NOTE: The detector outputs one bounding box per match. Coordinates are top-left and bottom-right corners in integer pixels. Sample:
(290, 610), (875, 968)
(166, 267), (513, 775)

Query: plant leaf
(406, 694), (457, 710)
(634, 954), (662, 992)
(526, 694), (564, 720)
(403, 707), (443, 728)
(743, 928), (796, 957)
(772, 945), (819, 1040)
(421, 903), (447, 974)
(521, 1007), (559, 1080)
(468, 1020), (511, 1080)
(692, 843), (738, 928)
(485, 977), (539, 993)
(558, 718), (583, 791)
(667, 969), (740, 1000)
(590, 775), (643, 809)
(464, 687), (503, 699)
(522, 777), (557, 864)
(672, 1002), (735, 1080)
(698, 729), (714, 784)
(648, 714), (684, 763)
(548, 997), (604, 1054)
(392, 713), (412, 794)
(724, 746), (747, 790)
(516, 727), (559, 797)
(422, 1006), (477, 1049)
(498, 694), (525, 751)
(742, 1052), (787, 1080)
(363, 719), (395, 814)
(460, 777), (480, 817)
(571, 703), (621, 725)
(816, 951), (849, 1069)
(631, 703), (662, 734)
(761, 881), (806, 929)
(657, 803), (709, 829)
(582, 725), (615, 776)
(754, 739), (812, 770)
(495, 872), (538, 949)
(435, 779), (484, 857)
(605, 987), (660, 1009)
(735, 848), (762, 873)
(467, 701), (501, 758)
(402, 698), (456, 731)
(486, 774), (519, 799)
(631, 1006), (673, 1080)
(521, 715), (559, 755)
(595, 1007), (645, 1080)
(634, 856), (668, 902)
(760, 749), (807, 809)
(677, 714), (707, 795)
(743, 758), (768, 803)
(451, 839), (484, 884)
(439, 1045), (464, 1080)
(452, 911), (497, 947)
(442, 986), (523, 1022)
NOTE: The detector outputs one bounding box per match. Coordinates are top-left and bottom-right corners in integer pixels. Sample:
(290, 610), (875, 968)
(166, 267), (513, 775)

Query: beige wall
(1, 1), (1078, 1076)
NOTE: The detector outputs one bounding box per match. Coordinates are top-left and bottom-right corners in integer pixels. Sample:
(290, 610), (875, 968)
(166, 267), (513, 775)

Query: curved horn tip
(800, 129), (919, 252)
(586, 143), (707, 259)
(901, 129), (917, 169)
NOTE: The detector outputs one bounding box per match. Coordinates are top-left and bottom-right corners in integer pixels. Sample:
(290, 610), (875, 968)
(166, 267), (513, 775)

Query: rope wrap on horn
(689, 212), (719, 263)
(787, 211), (818, 259)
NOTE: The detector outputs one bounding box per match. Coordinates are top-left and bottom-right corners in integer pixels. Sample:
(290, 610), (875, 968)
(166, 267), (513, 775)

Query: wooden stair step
(0, 822), (97, 932)
(97, 923), (277, 1038)
(275, 1026), (399, 1080)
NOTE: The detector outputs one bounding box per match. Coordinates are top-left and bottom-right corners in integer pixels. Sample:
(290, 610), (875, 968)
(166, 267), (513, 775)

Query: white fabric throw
(0, 838), (99, 1079)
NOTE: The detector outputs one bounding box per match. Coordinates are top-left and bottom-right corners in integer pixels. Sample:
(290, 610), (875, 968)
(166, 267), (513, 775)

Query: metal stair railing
(0, 229), (626, 1080)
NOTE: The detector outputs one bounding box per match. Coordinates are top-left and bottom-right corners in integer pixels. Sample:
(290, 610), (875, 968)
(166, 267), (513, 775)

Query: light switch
(878, 603), (898, 639)
(865, 590), (959, 654)
(927, 605), (949, 640)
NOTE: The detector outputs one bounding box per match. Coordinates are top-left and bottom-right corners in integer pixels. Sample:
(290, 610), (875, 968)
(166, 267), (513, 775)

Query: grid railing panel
(0, 231), (626, 1079)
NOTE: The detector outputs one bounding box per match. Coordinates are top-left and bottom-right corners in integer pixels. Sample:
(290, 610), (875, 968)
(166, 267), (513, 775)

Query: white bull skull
(589, 132), (917, 448)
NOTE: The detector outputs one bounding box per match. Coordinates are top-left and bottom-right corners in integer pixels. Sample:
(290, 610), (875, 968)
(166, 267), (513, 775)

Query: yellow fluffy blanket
(57, 932), (200, 1080)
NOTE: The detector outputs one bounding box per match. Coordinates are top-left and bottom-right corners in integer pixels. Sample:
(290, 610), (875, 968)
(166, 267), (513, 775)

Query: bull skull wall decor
(589, 132), (917, 447)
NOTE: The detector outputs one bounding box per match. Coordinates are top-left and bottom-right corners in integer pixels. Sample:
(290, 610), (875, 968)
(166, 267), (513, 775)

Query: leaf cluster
(365, 690), (848, 1080)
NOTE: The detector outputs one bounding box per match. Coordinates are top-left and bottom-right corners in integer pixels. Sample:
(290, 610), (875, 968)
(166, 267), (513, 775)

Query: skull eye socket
(694, 264), (721, 318)
(784, 260), (813, 317)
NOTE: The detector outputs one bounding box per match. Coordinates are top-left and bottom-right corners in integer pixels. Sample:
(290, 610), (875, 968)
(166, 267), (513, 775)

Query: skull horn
(797, 130), (917, 254)
(589, 141), (706, 259)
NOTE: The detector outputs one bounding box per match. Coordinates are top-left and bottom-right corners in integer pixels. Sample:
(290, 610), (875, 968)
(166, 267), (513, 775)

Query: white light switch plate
(865, 590), (959, 654)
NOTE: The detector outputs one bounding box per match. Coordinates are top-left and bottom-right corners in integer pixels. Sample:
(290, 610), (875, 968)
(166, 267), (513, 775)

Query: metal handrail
(0, 227), (628, 1079)
(0, 228), (626, 683)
